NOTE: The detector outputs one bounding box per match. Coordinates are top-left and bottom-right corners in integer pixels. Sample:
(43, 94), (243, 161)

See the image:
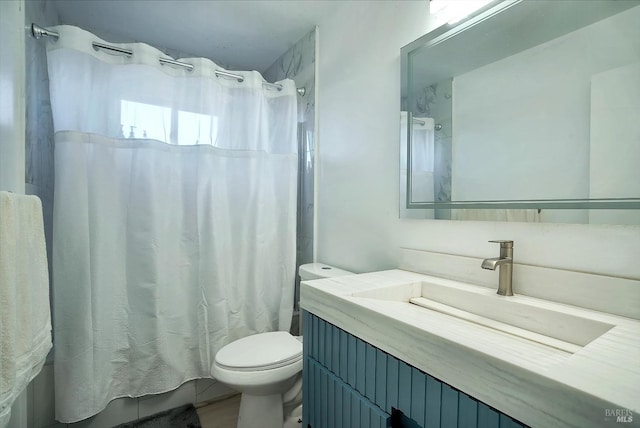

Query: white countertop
(300, 269), (640, 428)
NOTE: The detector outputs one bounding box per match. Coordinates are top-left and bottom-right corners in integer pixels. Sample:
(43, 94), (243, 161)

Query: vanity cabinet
(302, 311), (527, 428)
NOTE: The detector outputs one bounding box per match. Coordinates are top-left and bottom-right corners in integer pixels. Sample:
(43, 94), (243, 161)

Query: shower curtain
(46, 25), (297, 422)
(400, 112), (435, 219)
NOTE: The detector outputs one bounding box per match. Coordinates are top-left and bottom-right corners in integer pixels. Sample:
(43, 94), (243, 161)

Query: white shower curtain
(46, 26), (297, 422)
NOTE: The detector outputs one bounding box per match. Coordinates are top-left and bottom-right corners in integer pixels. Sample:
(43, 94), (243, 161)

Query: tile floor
(196, 394), (240, 428)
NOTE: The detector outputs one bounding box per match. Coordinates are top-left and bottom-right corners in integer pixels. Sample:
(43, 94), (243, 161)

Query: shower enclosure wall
(264, 28), (318, 335)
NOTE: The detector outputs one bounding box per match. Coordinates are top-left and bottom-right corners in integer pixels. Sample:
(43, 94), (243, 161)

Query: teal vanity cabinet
(302, 311), (527, 428)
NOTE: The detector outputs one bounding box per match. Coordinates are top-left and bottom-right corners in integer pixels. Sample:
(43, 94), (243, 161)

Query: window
(120, 100), (171, 142)
(120, 100), (217, 145)
(177, 110), (218, 146)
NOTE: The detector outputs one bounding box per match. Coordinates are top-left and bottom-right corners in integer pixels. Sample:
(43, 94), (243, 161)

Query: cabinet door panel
(459, 393), (479, 428)
(411, 367), (427, 426)
(304, 358), (390, 428)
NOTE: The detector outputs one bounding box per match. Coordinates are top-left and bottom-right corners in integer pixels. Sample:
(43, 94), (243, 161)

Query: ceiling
(51, 0), (343, 72)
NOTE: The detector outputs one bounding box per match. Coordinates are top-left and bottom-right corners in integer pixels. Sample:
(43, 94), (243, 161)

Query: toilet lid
(215, 331), (302, 371)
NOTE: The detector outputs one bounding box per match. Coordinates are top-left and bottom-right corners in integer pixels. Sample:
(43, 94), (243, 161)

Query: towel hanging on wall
(0, 191), (52, 427)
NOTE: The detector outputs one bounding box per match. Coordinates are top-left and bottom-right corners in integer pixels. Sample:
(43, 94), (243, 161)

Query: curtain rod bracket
(31, 23), (59, 40)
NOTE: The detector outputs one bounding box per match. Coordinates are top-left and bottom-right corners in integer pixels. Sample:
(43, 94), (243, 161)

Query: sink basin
(351, 281), (614, 353)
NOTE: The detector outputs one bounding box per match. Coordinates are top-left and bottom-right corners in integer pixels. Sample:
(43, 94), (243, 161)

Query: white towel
(0, 191), (52, 427)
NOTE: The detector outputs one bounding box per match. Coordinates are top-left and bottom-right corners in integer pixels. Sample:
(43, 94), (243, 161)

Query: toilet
(211, 263), (353, 428)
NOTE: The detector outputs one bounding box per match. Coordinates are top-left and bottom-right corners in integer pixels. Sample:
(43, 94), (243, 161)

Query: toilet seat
(216, 354), (302, 372)
(215, 331), (302, 372)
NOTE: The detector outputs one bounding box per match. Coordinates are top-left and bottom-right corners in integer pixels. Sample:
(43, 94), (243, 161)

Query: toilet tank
(298, 263), (354, 280)
(295, 264), (354, 335)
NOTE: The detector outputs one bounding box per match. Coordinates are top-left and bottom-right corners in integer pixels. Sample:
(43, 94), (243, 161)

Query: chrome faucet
(481, 240), (514, 296)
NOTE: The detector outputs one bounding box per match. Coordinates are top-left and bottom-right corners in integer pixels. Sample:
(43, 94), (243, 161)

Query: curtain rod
(412, 117), (443, 130)
(31, 23), (306, 96)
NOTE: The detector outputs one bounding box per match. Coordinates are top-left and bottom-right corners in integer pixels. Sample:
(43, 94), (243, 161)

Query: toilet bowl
(212, 331), (303, 428)
(212, 263), (353, 428)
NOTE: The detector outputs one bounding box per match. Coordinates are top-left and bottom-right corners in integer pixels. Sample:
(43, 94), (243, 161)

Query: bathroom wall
(2, 2), (27, 426)
(315, 1), (640, 279)
(0, 0), (25, 194)
(263, 28), (317, 322)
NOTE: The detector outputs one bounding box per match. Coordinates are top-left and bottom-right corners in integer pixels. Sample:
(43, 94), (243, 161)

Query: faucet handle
(489, 240), (513, 248)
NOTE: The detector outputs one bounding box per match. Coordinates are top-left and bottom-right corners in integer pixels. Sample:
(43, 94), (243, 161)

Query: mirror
(400, 0), (640, 224)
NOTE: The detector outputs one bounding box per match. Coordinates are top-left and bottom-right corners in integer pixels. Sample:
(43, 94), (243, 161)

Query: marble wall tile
(25, 0), (58, 377)
(262, 28), (316, 314)
(25, 0), (58, 300)
(264, 28), (317, 275)
(25, 0), (58, 184)
(263, 29), (315, 83)
(411, 78), (453, 213)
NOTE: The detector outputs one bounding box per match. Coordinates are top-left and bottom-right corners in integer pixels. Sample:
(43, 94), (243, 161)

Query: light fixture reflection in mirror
(400, 0), (640, 225)
(430, 0), (496, 25)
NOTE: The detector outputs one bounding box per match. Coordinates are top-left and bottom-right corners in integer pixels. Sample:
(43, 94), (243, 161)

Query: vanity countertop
(300, 269), (640, 428)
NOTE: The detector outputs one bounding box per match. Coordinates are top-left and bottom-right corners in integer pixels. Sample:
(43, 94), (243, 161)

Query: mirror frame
(400, 0), (640, 212)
